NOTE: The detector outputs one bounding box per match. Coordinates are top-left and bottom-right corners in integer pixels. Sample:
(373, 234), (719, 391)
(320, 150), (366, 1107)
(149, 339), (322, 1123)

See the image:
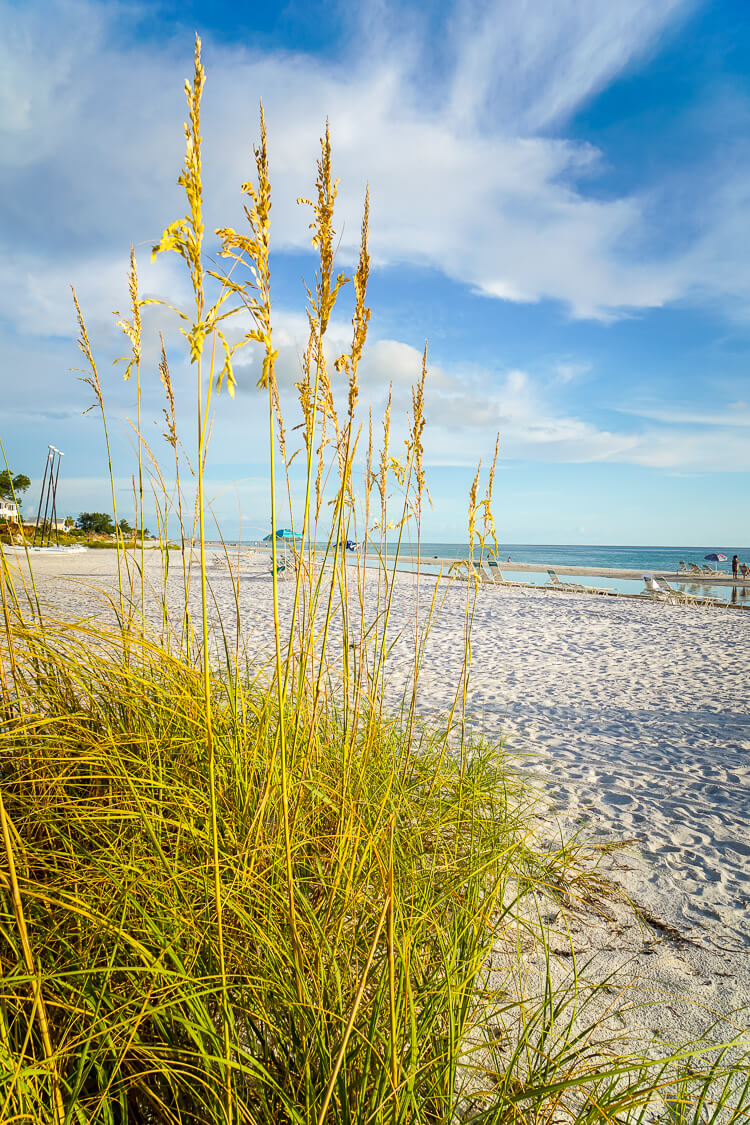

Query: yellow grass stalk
(115, 247), (146, 629)
(0, 792), (64, 1124)
(159, 335), (192, 649)
(217, 102), (306, 1002)
(72, 288), (127, 632)
(316, 892), (391, 1125)
(387, 817), (399, 1111)
(151, 36), (233, 1121)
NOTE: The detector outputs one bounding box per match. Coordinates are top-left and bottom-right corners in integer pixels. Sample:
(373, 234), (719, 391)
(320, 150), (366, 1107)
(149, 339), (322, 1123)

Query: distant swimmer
(507, 555), (511, 562)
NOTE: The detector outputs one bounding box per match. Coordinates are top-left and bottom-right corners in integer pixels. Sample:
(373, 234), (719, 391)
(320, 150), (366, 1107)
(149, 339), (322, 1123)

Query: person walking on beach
(732, 554), (739, 578)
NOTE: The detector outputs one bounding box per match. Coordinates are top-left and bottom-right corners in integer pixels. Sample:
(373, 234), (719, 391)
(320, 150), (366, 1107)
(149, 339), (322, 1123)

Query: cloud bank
(2, 0), (746, 323)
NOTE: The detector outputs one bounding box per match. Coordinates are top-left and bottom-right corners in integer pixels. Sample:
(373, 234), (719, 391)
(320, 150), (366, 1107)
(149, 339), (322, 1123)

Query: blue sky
(1, 0), (750, 544)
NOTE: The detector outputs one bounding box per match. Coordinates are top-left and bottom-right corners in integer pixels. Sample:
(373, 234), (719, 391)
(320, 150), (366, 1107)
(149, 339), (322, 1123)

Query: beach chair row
(678, 560), (723, 576)
(472, 563), (617, 596)
(641, 575), (726, 608)
(470, 563), (733, 609)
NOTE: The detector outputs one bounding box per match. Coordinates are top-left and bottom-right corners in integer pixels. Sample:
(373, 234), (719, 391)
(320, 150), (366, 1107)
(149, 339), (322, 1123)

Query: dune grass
(1, 37), (748, 1124)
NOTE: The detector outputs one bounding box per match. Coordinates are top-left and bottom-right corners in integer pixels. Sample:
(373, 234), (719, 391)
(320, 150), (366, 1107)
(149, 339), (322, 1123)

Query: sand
(4, 544), (749, 1061)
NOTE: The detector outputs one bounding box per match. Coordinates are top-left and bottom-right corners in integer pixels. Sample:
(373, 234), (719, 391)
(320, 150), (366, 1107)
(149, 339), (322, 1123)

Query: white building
(0, 498), (20, 522)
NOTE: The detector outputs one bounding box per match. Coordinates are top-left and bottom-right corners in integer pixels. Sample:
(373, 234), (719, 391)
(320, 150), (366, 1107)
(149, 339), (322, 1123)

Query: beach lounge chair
(658, 577), (724, 608)
(272, 558), (296, 580)
(458, 561), (498, 585)
(687, 562), (704, 574)
(481, 566), (531, 590)
(545, 570), (577, 591)
(642, 576), (679, 604)
(701, 565), (716, 575)
(476, 563), (515, 589)
(546, 570), (614, 596)
(212, 553), (240, 574)
(678, 560), (689, 572)
(642, 576), (722, 608)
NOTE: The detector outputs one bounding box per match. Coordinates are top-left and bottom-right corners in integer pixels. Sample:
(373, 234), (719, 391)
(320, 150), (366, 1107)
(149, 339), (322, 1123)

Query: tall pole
(39, 449), (56, 547)
(33, 449), (52, 547)
(50, 448), (63, 547)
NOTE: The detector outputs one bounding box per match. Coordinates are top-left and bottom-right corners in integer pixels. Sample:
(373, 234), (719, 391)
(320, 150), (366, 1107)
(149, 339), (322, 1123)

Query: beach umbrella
(263, 529), (300, 541)
(704, 552), (727, 571)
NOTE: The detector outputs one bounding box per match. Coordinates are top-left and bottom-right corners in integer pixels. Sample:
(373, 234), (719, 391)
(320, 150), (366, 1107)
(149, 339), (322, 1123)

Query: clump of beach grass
(1, 36), (748, 1125)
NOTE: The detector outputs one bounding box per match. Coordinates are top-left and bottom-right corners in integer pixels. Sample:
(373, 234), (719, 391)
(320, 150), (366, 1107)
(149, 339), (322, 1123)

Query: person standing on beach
(732, 554), (739, 578)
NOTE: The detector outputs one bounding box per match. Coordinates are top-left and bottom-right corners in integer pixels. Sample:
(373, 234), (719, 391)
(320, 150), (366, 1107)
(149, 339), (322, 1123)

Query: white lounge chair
(642, 576), (678, 604)
(476, 563), (520, 589)
(212, 553), (240, 574)
(658, 577), (724, 608)
(642, 576), (723, 608)
(492, 568), (533, 589)
(546, 570), (614, 596)
(545, 570), (570, 589)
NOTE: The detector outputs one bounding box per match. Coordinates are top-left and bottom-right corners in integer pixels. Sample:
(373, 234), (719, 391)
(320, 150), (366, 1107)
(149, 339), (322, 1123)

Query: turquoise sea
(236, 539), (750, 604)
(392, 542), (749, 574)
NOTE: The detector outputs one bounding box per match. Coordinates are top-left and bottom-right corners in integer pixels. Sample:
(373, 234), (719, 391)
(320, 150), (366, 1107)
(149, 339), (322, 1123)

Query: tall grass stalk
(150, 37), (234, 1119)
(0, 790), (63, 1124)
(1, 38), (749, 1125)
(115, 247), (146, 630)
(73, 288), (128, 634)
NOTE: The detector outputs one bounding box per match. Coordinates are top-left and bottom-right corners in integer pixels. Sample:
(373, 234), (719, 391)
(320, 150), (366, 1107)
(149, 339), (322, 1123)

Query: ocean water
(231, 539), (750, 603)
(388, 541), (748, 573)
(234, 537), (747, 573)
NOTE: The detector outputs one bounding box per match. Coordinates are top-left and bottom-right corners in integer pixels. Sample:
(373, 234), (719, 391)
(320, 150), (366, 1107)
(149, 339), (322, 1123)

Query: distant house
(0, 498), (19, 523)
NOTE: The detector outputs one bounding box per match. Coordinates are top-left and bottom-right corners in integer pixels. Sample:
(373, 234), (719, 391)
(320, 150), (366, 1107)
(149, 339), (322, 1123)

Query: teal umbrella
(264, 529), (300, 541)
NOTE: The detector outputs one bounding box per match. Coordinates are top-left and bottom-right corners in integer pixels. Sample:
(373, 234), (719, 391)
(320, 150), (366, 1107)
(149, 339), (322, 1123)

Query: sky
(2, 0), (750, 545)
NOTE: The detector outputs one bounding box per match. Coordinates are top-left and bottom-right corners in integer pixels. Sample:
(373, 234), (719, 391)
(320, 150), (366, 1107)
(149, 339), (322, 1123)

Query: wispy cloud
(553, 361), (592, 385)
(443, 0), (693, 132)
(2, 0), (741, 327)
(617, 402), (750, 426)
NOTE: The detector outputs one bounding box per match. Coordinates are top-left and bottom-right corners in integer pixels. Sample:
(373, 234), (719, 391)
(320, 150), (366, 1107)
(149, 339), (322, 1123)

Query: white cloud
(554, 361), (592, 384)
(367, 359), (750, 472)
(618, 402), (750, 427)
(0, 0), (733, 327)
(444, 0), (693, 133)
(624, 427), (750, 470)
(406, 365), (640, 465)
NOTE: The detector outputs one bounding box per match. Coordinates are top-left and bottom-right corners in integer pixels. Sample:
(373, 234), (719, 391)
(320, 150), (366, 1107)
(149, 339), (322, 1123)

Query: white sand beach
(5, 545), (750, 1059)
